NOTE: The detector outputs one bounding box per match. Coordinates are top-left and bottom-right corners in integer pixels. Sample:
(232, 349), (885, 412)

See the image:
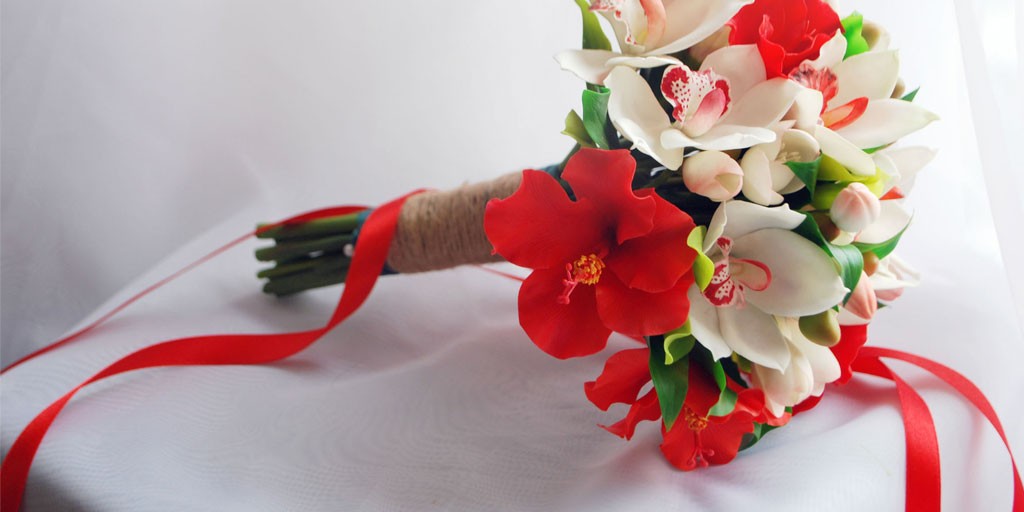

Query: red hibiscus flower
(727, 0), (843, 78)
(584, 346), (773, 470)
(484, 149), (697, 359)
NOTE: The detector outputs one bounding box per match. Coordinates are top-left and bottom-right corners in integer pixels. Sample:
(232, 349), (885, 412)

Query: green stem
(257, 252), (350, 279)
(263, 268), (348, 296)
(255, 234), (353, 262)
(256, 213), (362, 240)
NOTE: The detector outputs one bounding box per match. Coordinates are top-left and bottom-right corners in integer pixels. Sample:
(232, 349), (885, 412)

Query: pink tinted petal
(596, 270), (693, 337)
(584, 348), (652, 411)
(684, 87), (728, 138)
(605, 190), (697, 293)
(562, 148), (657, 244)
(519, 268), (612, 359)
(485, 169), (606, 270)
(729, 257), (771, 291)
(603, 389), (661, 440)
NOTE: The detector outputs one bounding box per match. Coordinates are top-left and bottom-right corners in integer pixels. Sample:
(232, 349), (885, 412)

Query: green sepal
(901, 87), (920, 102)
(841, 12), (870, 59)
(648, 335), (689, 432)
(785, 156), (822, 197)
(561, 110), (596, 148)
(793, 214), (864, 302)
(852, 222), (909, 260)
(572, 0), (612, 51)
(663, 324), (696, 365)
(686, 226), (715, 291)
(582, 87), (617, 150)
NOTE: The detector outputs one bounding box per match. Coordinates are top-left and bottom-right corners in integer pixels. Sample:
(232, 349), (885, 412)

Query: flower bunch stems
(255, 212), (362, 296)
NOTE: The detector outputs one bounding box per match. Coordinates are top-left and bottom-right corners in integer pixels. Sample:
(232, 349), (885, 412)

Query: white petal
(752, 355), (813, 415)
(688, 124), (777, 151)
(830, 50), (900, 107)
(878, 146), (937, 194)
(554, 49), (618, 85)
(719, 201), (805, 241)
(606, 66), (684, 169)
(719, 78), (802, 128)
(606, 54), (684, 71)
(857, 201), (912, 244)
(686, 285), (734, 360)
(718, 304), (792, 371)
(808, 32), (847, 69)
(837, 99), (940, 149)
(815, 126), (876, 176)
(704, 202), (728, 253)
(735, 229), (848, 316)
(648, 0), (755, 56)
(699, 44), (765, 99)
(740, 147), (784, 206)
(837, 307), (871, 326)
(788, 87), (825, 132)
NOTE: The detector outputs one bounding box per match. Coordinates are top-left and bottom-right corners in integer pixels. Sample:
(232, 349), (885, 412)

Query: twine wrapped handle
(386, 172), (522, 273)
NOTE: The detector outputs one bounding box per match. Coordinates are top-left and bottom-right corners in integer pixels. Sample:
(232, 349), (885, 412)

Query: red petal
(605, 190), (696, 293)
(518, 268), (612, 359)
(561, 148), (656, 244)
(584, 348), (652, 410)
(822, 97), (869, 130)
(484, 170), (606, 270)
(602, 389), (661, 440)
(702, 411), (758, 466)
(831, 323), (869, 384)
(659, 421), (700, 470)
(685, 363), (723, 417)
(595, 270), (693, 337)
(756, 21), (788, 78)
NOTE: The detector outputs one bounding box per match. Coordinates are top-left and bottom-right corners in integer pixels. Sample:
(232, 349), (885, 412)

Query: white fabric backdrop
(2, 0), (1022, 510)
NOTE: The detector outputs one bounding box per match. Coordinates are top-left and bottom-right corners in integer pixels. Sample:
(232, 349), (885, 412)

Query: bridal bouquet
(255, 0), (938, 470)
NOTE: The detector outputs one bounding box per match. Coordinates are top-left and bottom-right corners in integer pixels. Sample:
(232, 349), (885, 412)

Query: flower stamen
(557, 254), (605, 304)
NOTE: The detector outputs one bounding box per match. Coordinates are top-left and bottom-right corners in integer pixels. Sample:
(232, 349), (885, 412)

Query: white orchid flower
(555, 0), (754, 85)
(739, 124), (820, 206)
(606, 44), (803, 169)
(751, 317), (841, 417)
(687, 201), (848, 371)
(786, 34), (938, 176)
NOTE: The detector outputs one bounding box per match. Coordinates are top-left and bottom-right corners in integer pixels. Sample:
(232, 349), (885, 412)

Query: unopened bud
(830, 182), (881, 233)
(682, 150), (743, 202)
(844, 272), (878, 320)
(862, 251), (880, 276)
(799, 310), (842, 347)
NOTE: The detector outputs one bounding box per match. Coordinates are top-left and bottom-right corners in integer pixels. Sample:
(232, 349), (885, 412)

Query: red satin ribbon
(854, 346), (1024, 512)
(0, 193), (423, 511)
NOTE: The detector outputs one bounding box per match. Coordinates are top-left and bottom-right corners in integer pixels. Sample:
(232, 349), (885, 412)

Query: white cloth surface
(2, 0), (1022, 511)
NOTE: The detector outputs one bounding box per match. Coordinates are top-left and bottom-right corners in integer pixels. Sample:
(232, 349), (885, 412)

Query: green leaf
(686, 226), (715, 291)
(691, 345), (740, 417)
(793, 214), (864, 301)
(648, 335), (690, 431)
(852, 222), (909, 260)
(785, 156), (821, 197)
(708, 388), (738, 417)
(572, 0), (612, 51)
(561, 110), (596, 148)
(663, 324), (696, 365)
(841, 12), (870, 59)
(582, 87), (616, 150)
(739, 422), (781, 451)
(901, 87), (920, 102)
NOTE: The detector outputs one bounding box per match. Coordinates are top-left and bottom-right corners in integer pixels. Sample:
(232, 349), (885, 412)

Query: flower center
(557, 254), (605, 305)
(788, 63), (838, 111)
(661, 65), (731, 138)
(703, 237), (772, 308)
(684, 406), (708, 432)
(683, 406), (714, 468)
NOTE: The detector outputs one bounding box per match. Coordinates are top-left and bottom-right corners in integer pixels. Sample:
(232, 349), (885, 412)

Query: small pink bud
(830, 182), (881, 232)
(682, 150), (743, 202)
(845, 272), (878, 320)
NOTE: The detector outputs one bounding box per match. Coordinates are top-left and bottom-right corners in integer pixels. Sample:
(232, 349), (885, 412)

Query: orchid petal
(606, 66), (684, 169)
(606, 54), (683, 71)
(686, 285), (734, 361)
(717, 201), (805, 242)
(699, 44), (765, 99)
(740, 146), (784, 206)
(736, 229), (848, 317)
(878, 146), (936, 194)
(717, 303), (791, 371)
(649, 0), (756, 56)
(808, 32), (847, 69)
(857, 201), (912, 244)
(689, 124), (777, 151)
(718, 78), (802, 129)
(789, 87), (825, 132)
(836, 98), (939, 149)
(830, 50), (900, 107)
(554, 49), (619, 85)
(815, 125), (876, 176)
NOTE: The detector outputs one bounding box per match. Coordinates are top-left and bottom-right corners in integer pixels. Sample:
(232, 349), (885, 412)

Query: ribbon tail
(0, 193), (422, 511)
(852, 353), (941, 512)
(859, 347), (1024, 512)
